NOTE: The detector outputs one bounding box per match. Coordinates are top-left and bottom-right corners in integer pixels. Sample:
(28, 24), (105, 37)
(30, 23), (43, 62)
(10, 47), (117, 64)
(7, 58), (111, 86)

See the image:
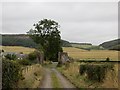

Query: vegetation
(28, 52), (37, 61)
(109, 45), (120, 51)
(1, 34), (71, 48)
(63, 47), (119, 60)
(71, 43), (104, 50)
(51, 71), (61, 88)
(18, 59), (31, 66)
(99, 38), (120, 51)
(1, 34), (37, 48)
(27, 19), (63, 61)
(2, 59), (22, 88)
(71, 43), (92, 45)
(18, 64), (43, 88)
(79, 63), (114, 82)
(61, 40), (72, 47)
(58, 61), (118, 88)
(5, 53), (17, 60)
(1, 46), (35, 54)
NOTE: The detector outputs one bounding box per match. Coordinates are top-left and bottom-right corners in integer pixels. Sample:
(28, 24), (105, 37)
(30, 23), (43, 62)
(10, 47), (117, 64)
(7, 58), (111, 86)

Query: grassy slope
(99, 38), (120, 50)
(1, 46), (35, 54)
(63, 47), (119, 61)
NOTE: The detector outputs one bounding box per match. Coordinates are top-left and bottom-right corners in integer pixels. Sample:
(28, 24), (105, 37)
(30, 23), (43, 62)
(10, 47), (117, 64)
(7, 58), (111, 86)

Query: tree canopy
(27, 19), (63, 61)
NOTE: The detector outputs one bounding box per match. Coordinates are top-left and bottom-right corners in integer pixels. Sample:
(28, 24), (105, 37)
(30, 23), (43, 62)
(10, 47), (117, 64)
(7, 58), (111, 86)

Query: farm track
(40, 63), (76, 89)
(51, 68), (76, 88)
(40, 68), (52, 88)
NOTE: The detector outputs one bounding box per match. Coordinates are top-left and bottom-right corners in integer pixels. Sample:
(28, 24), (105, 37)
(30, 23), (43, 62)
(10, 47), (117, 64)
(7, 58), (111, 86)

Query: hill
(71, 43), (104, 50)
(1, 34), (37, 48)
(1, 34), (71, 48)
(99, 39), (120, 51)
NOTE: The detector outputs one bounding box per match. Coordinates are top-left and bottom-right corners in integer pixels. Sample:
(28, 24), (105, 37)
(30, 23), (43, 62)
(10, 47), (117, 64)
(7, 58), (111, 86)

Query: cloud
(1, 2), (118, 45)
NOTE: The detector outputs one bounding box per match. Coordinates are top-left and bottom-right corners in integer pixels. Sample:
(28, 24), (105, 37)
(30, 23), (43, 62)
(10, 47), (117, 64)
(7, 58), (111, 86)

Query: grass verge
(57, 62), (118, 88)
(51, 71), (62, 89)
(18, 64), (43, 88)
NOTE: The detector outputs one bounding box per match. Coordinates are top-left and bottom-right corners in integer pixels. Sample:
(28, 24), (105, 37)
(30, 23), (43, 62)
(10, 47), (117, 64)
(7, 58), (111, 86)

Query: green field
(71, 43), (104, 50)
(71, 44), (92, 48)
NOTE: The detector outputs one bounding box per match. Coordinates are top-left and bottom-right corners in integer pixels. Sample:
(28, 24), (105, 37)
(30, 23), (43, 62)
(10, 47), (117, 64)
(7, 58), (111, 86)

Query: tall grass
(18, 64), (43, 88)
(63, 47), (119, 61)
(58, 62), (119, 88)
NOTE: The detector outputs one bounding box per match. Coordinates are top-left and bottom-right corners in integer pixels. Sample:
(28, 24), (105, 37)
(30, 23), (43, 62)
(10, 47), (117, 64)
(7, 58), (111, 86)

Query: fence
(21, 64), (41, 75)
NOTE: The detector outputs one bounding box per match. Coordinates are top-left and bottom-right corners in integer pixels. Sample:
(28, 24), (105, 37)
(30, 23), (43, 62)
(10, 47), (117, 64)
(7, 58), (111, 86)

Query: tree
(27, 19), (63, 61)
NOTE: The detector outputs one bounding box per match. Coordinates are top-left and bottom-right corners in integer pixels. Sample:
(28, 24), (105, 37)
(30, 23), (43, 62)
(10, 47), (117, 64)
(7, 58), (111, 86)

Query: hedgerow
(79, 63), (114, 82)
(2, 59), (22, 88)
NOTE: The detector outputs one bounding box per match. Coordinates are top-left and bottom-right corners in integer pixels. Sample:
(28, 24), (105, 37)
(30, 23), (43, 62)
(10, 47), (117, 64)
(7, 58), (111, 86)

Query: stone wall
(58, 52), (70, 64)
(35, 50), (44, 64)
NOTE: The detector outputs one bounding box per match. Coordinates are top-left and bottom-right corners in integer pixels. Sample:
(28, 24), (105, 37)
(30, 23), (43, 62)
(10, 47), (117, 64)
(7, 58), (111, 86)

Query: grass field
(1, 46), (119, 61)
(71, 44), (92, 48)
(63, 47), (119, 61)
(0, 46), (35, 54)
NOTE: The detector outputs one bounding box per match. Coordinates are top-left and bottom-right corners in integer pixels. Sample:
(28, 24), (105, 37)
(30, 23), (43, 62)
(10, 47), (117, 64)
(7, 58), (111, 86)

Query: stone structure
(58, 52), (70, 64)
(35, 50), (44, 64)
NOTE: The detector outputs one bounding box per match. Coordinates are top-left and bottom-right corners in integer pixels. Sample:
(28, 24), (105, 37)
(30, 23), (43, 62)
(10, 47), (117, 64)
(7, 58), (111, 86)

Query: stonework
(35, 50), (44, 64)
(58, 52), (70, 64)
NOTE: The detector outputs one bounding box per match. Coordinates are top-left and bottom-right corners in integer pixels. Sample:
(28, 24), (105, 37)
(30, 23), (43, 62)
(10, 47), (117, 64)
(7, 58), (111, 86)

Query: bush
(86, 65), (106, 82)
(5, 54), (17, 60)
(28, 52), (37, 61)
(79, 64), (87, 75)
(2, 59), (22, 88)
(18, 59), (31, 66)
(79, 63), (114, 82)
(57, 61), (62, 67)
(106, 57), (110, 61)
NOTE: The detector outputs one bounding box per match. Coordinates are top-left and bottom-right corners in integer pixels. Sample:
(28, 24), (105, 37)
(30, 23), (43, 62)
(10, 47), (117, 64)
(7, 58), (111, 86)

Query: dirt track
(40, 63), (76, 88)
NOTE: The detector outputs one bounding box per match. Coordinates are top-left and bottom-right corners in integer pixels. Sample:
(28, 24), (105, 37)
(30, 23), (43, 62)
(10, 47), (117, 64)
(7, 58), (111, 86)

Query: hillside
(71, 43), (104, 50)
(1, 34), (37, 48)
(99, 39), (120, 51)
(1, 34), (71, 48)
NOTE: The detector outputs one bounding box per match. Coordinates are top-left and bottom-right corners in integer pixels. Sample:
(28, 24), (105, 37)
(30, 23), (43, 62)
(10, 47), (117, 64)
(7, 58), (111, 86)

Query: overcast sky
(1, 2), (118, 45)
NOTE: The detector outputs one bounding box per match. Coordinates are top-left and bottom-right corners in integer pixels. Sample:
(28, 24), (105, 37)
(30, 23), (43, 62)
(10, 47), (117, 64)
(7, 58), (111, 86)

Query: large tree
(27, 19), (63, 61)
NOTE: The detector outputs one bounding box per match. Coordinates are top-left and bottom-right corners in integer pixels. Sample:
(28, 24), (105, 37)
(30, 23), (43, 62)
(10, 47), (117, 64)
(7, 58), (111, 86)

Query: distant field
(71, 44), (92, 48)
(1, 46), (119, 60)
(63, 47), (119, 61)
(71, 44), (104, 50)
(1, 46), (35, 54)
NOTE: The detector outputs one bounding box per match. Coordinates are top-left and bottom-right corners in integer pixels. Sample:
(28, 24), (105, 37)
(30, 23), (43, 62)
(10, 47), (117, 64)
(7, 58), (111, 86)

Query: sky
(0, 1), (118, 45)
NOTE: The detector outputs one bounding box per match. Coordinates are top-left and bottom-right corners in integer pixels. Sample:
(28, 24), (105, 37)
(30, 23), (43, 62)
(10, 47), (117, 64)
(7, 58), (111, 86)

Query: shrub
(28, 52), (37, 61)
(5, 54), (17, 60)
(106, 57), (110, 61)
(2, 59), (22, 88)
(79, 63), (114, 82)
(2, 49), (4, 52)
(79, 64), (87, 75)
(18, 59), (31, 66)
(57, 61), (62, 67)
(86, 65), (106, 82)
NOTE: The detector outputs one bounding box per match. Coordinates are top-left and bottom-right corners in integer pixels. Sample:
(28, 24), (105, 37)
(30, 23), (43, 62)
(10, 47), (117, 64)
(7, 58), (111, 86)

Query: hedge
(79, 63), (114, 82)
(2, 59), (22, 88)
